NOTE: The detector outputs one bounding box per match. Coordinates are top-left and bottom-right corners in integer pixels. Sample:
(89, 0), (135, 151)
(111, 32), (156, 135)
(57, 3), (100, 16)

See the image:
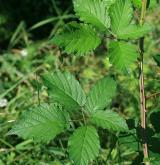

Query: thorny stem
(139, 0), (149, 164)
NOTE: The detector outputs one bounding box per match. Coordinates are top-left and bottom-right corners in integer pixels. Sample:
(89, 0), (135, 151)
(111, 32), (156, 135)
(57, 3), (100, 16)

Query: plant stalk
(139, 0), (149, 164)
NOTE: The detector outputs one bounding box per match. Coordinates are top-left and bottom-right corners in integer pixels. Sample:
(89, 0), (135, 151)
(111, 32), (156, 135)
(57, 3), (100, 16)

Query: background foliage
(0, 0), (160, 164)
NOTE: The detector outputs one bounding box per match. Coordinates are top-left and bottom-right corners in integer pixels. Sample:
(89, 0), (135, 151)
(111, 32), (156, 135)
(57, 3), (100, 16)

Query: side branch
(146, 92), (160, 100)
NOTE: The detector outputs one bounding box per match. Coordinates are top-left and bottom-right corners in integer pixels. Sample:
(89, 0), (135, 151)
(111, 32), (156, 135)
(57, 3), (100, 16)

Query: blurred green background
(0, 0), (160, 164)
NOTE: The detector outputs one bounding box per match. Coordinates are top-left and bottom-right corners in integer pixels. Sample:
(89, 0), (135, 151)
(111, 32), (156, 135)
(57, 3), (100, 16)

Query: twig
(139, 0), (149, 164)
(146, 92), (160, 100)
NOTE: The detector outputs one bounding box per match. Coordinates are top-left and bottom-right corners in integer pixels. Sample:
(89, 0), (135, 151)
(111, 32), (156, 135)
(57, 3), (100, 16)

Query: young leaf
(68, 126), (100, 165)
(116, 24), (152, 40)
(90, 110), (128, 131)
(109, 41), (138, 72)
(43, 71), (86, 111)
(74, 0), (110, 30)
(110, 0), (133, 36)
(9, 104), (68, 142)
(85, 77), (116, 113)
(53, 23), (101, 55)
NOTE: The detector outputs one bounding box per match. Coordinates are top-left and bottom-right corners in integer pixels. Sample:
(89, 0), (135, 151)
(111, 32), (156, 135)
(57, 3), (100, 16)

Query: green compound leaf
(43, 71), (86, 111)
(110, 0), (152, 39)
(68, 126), (100, 165)
(110, 0), (133, 37)
(116, 24), (152, 40)
(74, 0), (110, 30)
(109, 41), (138, 72)
(9, 104), (69, 143)
(85, 77), (116, 113)
(53, 23), (101, 55)
(90, 110), (128, 131)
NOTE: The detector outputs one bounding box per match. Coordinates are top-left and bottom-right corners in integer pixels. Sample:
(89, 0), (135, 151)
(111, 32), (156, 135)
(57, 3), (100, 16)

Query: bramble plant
(9, 71), (128, 164)
(9, 0), (158, 164)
